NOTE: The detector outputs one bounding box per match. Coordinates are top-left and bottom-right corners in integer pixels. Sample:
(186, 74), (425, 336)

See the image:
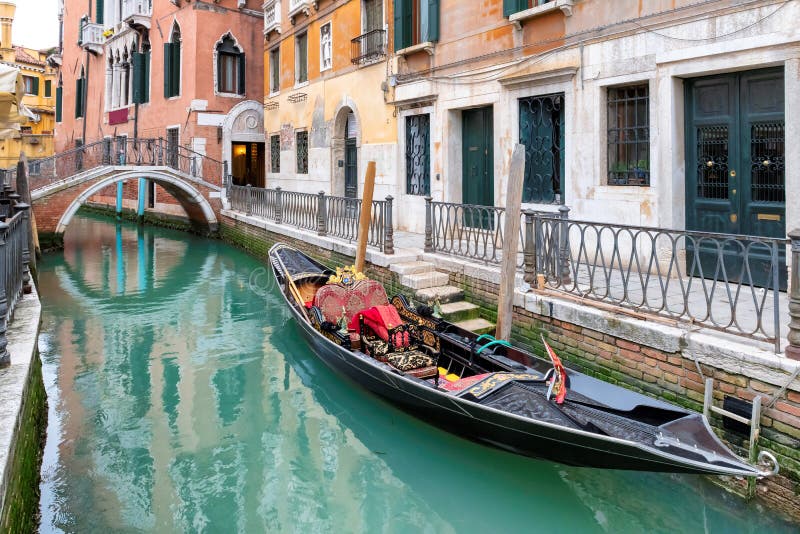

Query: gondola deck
(268, 243), (778, 478)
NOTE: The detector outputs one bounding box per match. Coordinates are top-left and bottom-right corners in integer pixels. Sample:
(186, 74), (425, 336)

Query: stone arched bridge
(13, 138), (226, 249)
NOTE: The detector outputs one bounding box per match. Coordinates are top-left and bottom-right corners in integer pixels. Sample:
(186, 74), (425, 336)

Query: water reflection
(38, 214), (797, 533)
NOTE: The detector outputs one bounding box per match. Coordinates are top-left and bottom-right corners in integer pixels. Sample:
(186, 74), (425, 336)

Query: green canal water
(37, 214), (797, 533)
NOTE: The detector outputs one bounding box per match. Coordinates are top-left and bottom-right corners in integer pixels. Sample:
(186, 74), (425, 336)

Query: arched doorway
(332, 102), (361, 198)
(222, 101), (265, 187)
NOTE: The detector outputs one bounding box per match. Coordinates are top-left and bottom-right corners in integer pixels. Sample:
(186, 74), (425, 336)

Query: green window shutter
(402, 0), (412, 48)
(171, 42), (181, 96)
(237, 52), (246, 95)
(393, 0), (405, 51)
(75, 77), (84, 118)
(425, 0), (439, 42)
(96, 0), (104, 24)
(163, 43), (173, 97)
(503, 0), (518, 17)
(31, 77), (39, 96)
(132, 52), (144, 103)
(55, 86), (62, 122)
(144, 50), (150, 102)
(44, 80), (52, 98)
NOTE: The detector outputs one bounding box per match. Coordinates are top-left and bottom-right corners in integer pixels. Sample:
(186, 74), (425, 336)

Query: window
(607, 84), (650, 186)
(44, 79), (52, 98)
(519, 93), (564, 203)
(96, 0), (104, 24)
(503, 0), (554, 16)
(22, 75), (38, 96)
(132, 44), (151, 104)
(363, 0), (383, 32)
(75, 68), (86, 118)
(55, 83), (63, 122)
(270, 134), (280, 173)
(295, 32), (308, 85)
(393, 0), (439, 50)
(320, 22), (332, 72)
(296, 131), (308, 174)
(164, 25), (181, 98)
(405, 114), (430, 195)
(269, 47), (280, 94)
(216, 34), (245, 95)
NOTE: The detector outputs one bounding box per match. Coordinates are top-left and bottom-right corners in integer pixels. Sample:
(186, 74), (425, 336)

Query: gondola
(268, 243), (779, 477)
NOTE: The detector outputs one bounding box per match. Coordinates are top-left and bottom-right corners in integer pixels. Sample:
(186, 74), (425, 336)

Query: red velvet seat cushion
(313, 280), (389, 325)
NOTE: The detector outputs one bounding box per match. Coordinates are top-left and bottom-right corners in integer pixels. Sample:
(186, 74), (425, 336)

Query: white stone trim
(212, 31), (245, 97)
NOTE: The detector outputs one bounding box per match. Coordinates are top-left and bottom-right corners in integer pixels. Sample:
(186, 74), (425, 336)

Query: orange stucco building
(56, 0), (265, 215)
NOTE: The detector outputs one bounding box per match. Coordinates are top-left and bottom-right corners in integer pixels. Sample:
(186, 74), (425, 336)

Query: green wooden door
(345, 138), (357, 199)
(685, 69), (786, 289)
(462, 106), (494, 228)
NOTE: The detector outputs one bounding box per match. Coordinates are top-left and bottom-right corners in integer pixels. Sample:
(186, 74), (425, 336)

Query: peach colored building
(56, 0), (264, 216)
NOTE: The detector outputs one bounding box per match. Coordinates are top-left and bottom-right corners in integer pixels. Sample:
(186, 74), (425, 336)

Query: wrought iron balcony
(122, 0), (152, 29)
(80, 22), (104, 54)
(351, 29), (386, 65)
(263, 0), (281, 35)
(287, 0), (313, 20)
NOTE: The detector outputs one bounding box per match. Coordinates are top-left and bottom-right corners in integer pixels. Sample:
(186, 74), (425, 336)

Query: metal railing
(229, 184), (394, 254)
(351, 29), (387, 65)
(10, 137), (225, 193)
(0, 198), (31, 366)
(524, 212), (787, 351)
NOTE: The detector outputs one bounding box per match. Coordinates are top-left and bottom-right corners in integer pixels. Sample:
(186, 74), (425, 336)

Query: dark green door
(462, 106), (494, 228)
(345, 138), (357, 199)
(685, 69), (786, 289)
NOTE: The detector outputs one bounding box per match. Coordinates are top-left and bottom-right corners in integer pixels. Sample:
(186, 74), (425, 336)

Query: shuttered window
(55, 85), (63, 122)
(75, 72), (86, 118)
(164, 27), (181, 98)
(295, 33), (308, 84)
(44, 79), (52, 98)
(132, 50), (150, 104)
(503, 0), (551, 16)
(216, 35), (245, 95)
(96, 0), (104, 24)
(269, 47), (280, 94)
(393, 0), (439, 51)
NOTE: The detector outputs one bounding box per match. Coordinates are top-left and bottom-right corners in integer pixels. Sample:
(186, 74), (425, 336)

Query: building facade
(262, 0), (397, 203)
(0, 1), (58, 169)
(391, 0), (795, 246)
(56, 0), (264, 215)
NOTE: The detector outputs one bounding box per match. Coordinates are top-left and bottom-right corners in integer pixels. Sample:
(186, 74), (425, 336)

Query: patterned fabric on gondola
(439, 373), (493, 392)
(314, 279), (390, 325)
(386, 351), (438, 378)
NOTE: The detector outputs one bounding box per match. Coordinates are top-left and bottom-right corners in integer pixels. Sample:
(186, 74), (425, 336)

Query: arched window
(164, 23), (181, 98)
(216, 34), (245, 95)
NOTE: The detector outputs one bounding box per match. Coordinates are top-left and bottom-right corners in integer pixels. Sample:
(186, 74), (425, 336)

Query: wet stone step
(453, 318), (496, 336)
(439, 301), (480, 322)
(400, 271), (450, 290)
(414, 285), (464, 305)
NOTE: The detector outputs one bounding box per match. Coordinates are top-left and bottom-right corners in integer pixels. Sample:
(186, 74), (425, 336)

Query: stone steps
(394, 260), (496, 336)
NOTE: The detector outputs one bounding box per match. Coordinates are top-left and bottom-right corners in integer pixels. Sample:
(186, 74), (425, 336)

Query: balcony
(287, 0), (313, 21)
(509, 0), (575, 29)
(80, 22), (104, 55)
(351, 29), (386, 66)
(122, 0), (152, 29)
(263, 1), (281, 35)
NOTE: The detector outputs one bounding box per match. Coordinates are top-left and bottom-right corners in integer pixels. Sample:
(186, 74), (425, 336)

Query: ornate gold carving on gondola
(327, 265), (367, 286)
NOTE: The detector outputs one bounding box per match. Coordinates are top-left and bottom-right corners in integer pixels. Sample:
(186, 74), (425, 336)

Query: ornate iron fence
(229, 184), (394, 254)
(525, 213), (787, 352)
(350, 29), (387, 65)
(0, 201), (31, 365)
(5, 137), (225, 194)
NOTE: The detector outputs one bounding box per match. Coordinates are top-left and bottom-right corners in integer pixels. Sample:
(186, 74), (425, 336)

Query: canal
(36, 214), (796, 533)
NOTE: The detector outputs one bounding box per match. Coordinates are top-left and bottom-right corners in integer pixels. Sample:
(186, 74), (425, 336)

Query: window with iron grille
(270, 134), (280, 173)
(607, 84), (650, 186)
(296, 131), (308, 174)
(405, 114), (430, 195)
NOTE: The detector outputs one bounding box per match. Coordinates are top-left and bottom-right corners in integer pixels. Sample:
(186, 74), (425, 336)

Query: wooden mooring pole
(496, 144), (526, 341)
(355, 161), (376, 274)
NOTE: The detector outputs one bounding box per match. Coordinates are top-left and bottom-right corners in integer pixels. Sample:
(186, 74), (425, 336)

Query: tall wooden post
(496, 144), (526, 341)
(355, 161), (376, 273)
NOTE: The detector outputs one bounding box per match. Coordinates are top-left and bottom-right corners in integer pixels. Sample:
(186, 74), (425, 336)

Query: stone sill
(396, 41), (435, 57)
(509, 0), (575, 29)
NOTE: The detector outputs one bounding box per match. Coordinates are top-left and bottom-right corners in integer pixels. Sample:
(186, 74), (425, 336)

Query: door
(345, 138), (357, 199)
(462, 106), (494, 228)
(232, 142), (266, 187)
(685, 69), (786, 289)
(166, 127), (179, 169)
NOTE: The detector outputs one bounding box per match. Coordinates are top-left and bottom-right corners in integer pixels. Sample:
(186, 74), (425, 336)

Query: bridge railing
(0, 199), (31, 366)
(11, 137), (225, 192)
(229, 184), (394, 254)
